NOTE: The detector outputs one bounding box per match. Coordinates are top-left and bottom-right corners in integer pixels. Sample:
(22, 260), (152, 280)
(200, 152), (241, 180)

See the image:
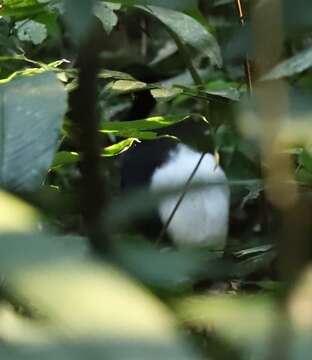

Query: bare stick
(157, 152), (206, 243)
(234, 0), (253, 94)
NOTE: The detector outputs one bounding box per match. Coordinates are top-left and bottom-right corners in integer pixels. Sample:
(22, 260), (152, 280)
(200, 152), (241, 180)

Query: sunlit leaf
(100, 115), (190, 135)
(98, 69), (136, 80)
(106, 79), (147, 92)
(151, 87), (183, 100)
(102, 138), (140, 156)
(0, 56), (69, 84)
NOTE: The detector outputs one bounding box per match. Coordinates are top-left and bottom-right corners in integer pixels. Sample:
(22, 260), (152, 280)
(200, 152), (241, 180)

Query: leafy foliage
(1, 0), (312, 359)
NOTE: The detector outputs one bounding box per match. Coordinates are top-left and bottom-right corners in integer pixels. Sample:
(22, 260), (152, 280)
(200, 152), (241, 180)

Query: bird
(119, 65), (230, 250)
(121, 136), (230, 250)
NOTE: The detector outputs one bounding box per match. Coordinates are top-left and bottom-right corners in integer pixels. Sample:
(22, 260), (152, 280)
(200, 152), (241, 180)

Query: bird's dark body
(121, 138), (177, 190)
(120, 138), (178, 241)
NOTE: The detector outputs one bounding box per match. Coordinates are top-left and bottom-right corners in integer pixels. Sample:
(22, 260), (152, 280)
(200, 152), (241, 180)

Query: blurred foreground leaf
(113, 238), (207, 291)
(176, 294), (278, 359)
(0, 191), (39, 233)
(0, 232), (202, 359)
(262, 46), (312, 80)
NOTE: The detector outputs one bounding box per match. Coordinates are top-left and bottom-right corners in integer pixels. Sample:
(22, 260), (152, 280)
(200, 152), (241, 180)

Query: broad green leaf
(15, 19), (47, 45)
(101, 138), (140, 156)
(100, 115), (190, 136)
(138, 6), (222, 67)
(0, 191), (39, 232)
(94, 2), (120, 34)
(0, 72), (67, 191)
(262, 46), (312, 80)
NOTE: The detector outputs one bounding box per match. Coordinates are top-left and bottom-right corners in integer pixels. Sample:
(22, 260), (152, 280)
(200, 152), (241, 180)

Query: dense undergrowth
(0, 0), (312, 359)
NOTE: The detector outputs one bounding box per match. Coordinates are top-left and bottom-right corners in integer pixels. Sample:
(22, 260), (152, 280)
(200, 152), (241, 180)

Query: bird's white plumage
(150, 144), (230, 249)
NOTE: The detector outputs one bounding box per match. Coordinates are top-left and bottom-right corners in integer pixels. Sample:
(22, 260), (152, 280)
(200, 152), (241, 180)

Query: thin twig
(157, 152), (206, 243)
(234, 0), (253, 94)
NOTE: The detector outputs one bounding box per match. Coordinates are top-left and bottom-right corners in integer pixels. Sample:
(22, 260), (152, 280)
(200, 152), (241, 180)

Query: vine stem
(157, 152), (206, 243)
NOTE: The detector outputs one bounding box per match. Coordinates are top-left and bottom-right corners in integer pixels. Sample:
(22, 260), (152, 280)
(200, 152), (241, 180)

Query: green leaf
(0, 0), (45, 17)
(296, 168), (312, 185)
(0, 72), (67, 191)
(100, 115), (190, 136)
(298, 149), (312, 174)
(52, 151), (80, 169)
(98, 69), (136, 80)
(151, 87), (183, 100)
(0, 56), (69, 84)
(3, 0), (38, 6)
(262, 46), (312, 80)
(14, 19), (48, 45)
(98, 0), (196, 11)
(102, 138), (140, 156)
(106, 79), (147, 92)
(94, 2), (120, 34)
(137, 5), (222, 67)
